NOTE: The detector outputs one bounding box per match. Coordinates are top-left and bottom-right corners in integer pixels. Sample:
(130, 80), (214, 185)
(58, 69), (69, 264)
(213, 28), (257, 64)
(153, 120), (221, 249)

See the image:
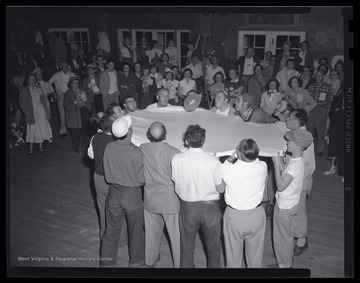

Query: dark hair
(89, 113), (102, 130)
(146, 123), (167, 143)
(96, 55), (104, 61)
(286, 58), (295, 66)
(122, 62), (131, 70)
(228, 68), (239, 76)
(149, 64), (159, 73)
(282, 41), (291, 48)
(99, 115), (114, 133)
(245, 46), (254, 54)
(237, 139), (259, 161)
(190, 53), (199, 60)
(302, 65), (313, 75)
(300, 40), (310, 49)
(213, 71), (225, 82)
(122, 94), (136, 106)
(317, 63), (329, 74)
(334, 60), (344, 70)
(170, 65), (179, 71)
(133, 61), (142, 71)
(253, 63), (263, 72)
(288, 76), (303, 88)
(291, 109), (308, 127)
(151, 40), (158, 48)
(318, 57), (329, 65)
(106, 103), (120, 117)
(187, 41), (194, 46)
(182, 68), (193, 78)
(106, 59), (115, 66)
(161, 53), (170, 61)
(183, 125), (206, 148)
(265, 50), (272, 56)
(266, 78), (280, 91)
(315, 69), (326, 76)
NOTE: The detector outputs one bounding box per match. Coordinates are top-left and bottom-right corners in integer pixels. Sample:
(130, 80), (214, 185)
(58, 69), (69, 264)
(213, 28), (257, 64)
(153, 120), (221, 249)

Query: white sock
(297, 238), (306, 247)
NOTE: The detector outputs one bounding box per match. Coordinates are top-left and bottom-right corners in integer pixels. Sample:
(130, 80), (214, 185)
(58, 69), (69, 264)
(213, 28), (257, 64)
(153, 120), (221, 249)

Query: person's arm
(214, 159), (226, 194)
(303, 90), (317, 113)
(272, 153), (293, 192)
(133, 149), (145, 186)
(260, 94), (266, 108)
(215, 180), (226, 194)
(87, 135), (95, 159)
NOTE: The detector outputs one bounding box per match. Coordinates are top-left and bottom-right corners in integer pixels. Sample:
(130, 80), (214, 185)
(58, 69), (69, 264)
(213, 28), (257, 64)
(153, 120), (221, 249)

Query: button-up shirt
(183, 63), (203, 79)
(308, 81), (334, 111)
(171, 147), (222, 202)
(103, 139), (145, 188)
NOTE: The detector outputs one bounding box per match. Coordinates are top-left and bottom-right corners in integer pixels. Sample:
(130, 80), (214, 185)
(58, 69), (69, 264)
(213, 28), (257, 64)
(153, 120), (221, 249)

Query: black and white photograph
(6, 6), (354, 278)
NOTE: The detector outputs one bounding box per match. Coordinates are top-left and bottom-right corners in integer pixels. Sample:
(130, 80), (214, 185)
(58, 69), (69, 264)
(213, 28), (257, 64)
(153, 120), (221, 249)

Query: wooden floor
(8, 133), (345, 277)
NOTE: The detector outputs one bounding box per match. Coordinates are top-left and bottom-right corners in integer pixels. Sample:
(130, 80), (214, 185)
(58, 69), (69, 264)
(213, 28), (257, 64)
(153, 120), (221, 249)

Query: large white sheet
(129, 106), (287, 157)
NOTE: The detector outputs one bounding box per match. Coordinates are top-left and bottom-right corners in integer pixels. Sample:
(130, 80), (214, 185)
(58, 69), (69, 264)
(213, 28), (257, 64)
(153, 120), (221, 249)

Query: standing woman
(334, 61), (344, 83)
(64, 76), (91, 153)
(165, 39), (179, 67)
(19, 74), (52, 154)
(247, 64), (267, 107)
(284, 76), (316, 115)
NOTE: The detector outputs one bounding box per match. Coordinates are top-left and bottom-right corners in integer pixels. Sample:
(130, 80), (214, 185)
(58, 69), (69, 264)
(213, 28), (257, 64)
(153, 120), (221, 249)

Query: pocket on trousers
(121, 189), (143, 210)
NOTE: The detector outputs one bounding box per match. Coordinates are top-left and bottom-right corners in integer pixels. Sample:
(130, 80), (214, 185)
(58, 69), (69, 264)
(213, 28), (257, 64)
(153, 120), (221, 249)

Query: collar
(231, 78), (239, 83)
(188, 147), (204, 153)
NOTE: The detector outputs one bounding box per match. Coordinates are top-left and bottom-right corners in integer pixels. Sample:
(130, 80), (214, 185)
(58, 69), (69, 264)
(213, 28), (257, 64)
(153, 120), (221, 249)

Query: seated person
(260, 78), (283, 116)
(234, 93), (277, 124)
(224, 68), (245, 107)
(210, 90), (236, 116)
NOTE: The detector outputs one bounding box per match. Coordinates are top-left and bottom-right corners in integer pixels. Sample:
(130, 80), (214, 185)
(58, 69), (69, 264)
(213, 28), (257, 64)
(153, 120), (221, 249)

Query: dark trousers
(179, 200), (222, 268)
(100, 185), (145, 268)
(69, 107), (91, 151)
(93, 94), (104, 113)
(49, 100), (60, 133)
(306, 107), (328, 154)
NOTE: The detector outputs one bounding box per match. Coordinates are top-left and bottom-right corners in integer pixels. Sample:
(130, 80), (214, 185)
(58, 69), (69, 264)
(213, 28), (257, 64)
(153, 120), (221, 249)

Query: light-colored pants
(58, 93), (67, 135)
(273, 202), (299, 267)
(223, 205), (266, 268)
(144, 209), (180, 268)
(293, 191), (308, 240)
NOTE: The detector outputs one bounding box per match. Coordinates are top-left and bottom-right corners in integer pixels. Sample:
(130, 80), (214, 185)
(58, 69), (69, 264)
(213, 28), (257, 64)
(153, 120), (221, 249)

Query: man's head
(318, 57), (329, 66)
(274, 97), (297, 120)
(282, 42), (291, 53)
(87, 64), (96, 76)
(123, 95), (137, 113)
(245, 47), (254, 57)
(12, 75), (24, 88)
(191, 54), (199, 64)
(300, 40), (310, 51)
(183, 124), (206, 149)
(269, 55), (276, 67)
(302, 65), (312, 77)
(99, 115), (114, 134)
(106, 103), (124, 119)
(264, 51), (272, 61)
(228, 68), (239, 81)
(156, 88), (170, 107)
(141, 36), (147, 45)
(33, 68), (43, 81)
(315, 69), (325, 84)
(286, 59), (295, 70)
(214, 90), (229, 110)
(236, 139), (259, 162)
(234, 93), (253, 113)
(211, 55), (219, 66)
(61, 60), (68, 73)
(285, 109), (308, 131)
(111, 115), (132, 140)
(70, 50), (77, 59)
(284, 129), (313, 154)
(146, 121), (167, 143)
(106, 59), (115, 72)
(96, 55), (104, 67)
(161, 53), (170, 63)
(54, 54), (61, 65)
(122, 62), (131, 73)
(134, 62), (142, 73)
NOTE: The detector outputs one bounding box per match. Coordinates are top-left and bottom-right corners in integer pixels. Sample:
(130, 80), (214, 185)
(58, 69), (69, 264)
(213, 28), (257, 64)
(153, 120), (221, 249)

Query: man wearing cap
(63, 76), (92, 153)
(171, 125), (225, 268)
(99, 59), (120, 112)
(140, 122), (181, 268)
(268, 128), (313, 269)
(101, 116), (145, 268)
(210, 90), (236, 116)
(49, 60), (75, 138)
(83, 64), (102, 113)
(234, 93), (276, 123)
(284, 109), (316, 256)
(146, 88), (175, 110)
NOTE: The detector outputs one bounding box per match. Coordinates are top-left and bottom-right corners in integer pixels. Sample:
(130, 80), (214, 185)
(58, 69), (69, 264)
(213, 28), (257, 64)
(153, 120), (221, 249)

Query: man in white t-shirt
(221, 139), (267, 268)
(268, 128), (313, 269)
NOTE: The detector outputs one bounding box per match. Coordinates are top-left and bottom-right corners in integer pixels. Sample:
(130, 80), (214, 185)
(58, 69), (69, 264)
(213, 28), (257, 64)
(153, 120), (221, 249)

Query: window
(48, 28), (90, 52)
(118, 29), (190, 69)
(238, 31), (306, 59)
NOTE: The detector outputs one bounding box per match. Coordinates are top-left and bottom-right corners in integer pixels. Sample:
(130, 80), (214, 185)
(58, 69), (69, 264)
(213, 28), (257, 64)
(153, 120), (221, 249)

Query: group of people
(9, 32), (345, 268)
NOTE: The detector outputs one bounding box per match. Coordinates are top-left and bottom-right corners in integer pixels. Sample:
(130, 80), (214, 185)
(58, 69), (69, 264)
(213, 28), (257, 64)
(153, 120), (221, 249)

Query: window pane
(157, 32), (165, 45)
(244, 35), (254, 48)
(123, 31), (130, 40)
(166, 32), (175, 43)
(81, 32), (88, 41)
(136, 31), (143, 45)
(289, 36), (300, 49)
(181, 57), (187, 68)
(54, 31), (60, 39)
(181, 32), (190, 43)
(74, 32), (81, 41)
(254, 48), (265, 59)
(276, 36), (288, 48)
(181, 44), (188, 55)
(255, 35), (265, 47)
(275, 48), (282, 56)
(60, 32), (67, 42)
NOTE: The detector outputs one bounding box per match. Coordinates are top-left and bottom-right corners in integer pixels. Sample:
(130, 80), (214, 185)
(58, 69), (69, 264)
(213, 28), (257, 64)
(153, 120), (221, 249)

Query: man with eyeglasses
(123, 95), (139, 114)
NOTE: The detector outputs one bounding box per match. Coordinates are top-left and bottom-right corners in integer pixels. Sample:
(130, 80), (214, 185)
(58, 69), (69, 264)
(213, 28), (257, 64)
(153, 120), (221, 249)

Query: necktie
(267, 91), (275, 97)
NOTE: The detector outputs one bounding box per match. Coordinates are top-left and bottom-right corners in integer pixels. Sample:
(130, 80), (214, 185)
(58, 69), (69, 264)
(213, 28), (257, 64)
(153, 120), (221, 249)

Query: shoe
(323, 166), (336, 175)
(327, 156), (333, 161)
(146, 255), (161, 268)
(267, 263), (292, 268)
(317, 152), (323, 157)
(293, 241), (308, 256)
(48, 139), (53, 143)
(28, 149), (33, 155)
(59, 134), (67, 139)
(39, 148), (45, 153)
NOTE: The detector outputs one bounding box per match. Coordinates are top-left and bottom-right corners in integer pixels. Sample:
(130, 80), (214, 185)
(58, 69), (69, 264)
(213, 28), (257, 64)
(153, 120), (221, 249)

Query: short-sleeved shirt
(205, 65), (226, 85)
(171, 147), (222, 202)
(221, 158), (267, 210)
(275, 156), (305, 209)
